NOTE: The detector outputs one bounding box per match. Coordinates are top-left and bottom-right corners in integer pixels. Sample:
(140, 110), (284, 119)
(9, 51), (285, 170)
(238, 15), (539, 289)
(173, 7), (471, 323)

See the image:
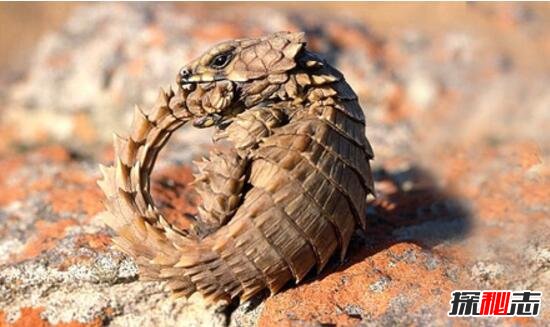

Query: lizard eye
(210, 53), (232, 69)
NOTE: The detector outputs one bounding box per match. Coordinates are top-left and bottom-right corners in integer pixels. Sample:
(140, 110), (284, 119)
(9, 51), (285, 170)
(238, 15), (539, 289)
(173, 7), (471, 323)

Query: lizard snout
(179, 67), (192, 80)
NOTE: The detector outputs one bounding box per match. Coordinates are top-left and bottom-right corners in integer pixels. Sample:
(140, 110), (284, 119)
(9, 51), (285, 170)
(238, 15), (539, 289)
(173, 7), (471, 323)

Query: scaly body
(99, 32), (374, 303)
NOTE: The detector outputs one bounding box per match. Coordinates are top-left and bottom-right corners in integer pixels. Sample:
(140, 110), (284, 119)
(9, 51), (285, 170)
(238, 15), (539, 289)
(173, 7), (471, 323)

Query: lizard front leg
(192, 106), (288, 233)
(214, 106), (288, 156)
(192, 148), (247, 233)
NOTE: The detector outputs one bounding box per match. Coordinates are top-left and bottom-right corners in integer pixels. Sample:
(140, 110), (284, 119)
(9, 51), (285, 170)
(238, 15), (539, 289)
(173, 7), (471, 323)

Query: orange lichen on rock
(0, 307), (49, 327)
(73, 233), (111, 252)
(0, 158), (26, 206)
(259, 243), (462, 326)
(16, 219), (77, 262)
(150, 165), (199, 231)
(435, 141), (548, 223)
(47, 171), (104, 217)
(0, 145), (73, 206)
(0, 307), (103, 327)
(34, 145), (72, 163)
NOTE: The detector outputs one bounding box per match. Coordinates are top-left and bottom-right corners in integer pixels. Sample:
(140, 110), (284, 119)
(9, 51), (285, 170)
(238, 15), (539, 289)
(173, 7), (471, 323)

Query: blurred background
(0, 3), (548, 326)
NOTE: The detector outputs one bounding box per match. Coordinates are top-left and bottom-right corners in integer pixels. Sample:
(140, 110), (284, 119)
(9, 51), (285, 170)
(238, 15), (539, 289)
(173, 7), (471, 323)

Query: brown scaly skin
(98, 32), (374, 304)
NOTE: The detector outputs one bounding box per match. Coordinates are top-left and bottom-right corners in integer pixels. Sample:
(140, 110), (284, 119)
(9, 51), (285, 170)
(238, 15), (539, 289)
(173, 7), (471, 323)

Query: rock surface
(0, 3), (548, 326)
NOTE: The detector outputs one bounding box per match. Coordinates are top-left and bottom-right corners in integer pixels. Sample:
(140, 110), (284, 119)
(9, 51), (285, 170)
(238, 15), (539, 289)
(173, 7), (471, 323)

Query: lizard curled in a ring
(98, 31), (375, 303)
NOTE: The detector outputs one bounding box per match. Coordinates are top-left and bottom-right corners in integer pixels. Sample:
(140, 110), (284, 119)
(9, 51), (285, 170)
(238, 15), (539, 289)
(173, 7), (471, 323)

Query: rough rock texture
(0, 3), (549, 326)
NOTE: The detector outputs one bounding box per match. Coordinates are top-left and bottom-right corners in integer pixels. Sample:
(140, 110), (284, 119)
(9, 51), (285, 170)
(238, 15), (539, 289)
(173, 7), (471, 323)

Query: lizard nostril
(179, 67), (192, 80)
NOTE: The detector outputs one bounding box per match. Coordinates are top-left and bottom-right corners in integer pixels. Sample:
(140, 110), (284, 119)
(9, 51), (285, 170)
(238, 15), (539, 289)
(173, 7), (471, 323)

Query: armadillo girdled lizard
(98, 31), (374, 303)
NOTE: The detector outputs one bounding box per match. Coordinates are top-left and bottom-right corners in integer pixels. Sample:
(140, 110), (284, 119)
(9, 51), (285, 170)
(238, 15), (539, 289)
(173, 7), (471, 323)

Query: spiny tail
(97, 87), (239, 302)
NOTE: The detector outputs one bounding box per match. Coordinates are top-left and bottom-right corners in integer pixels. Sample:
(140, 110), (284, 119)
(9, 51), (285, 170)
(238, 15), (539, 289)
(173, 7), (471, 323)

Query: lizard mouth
(179, 81), (197, 92)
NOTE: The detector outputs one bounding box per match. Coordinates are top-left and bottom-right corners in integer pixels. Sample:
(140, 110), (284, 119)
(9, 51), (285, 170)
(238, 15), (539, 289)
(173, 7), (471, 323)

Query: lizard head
(177, 31), (306, 128)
